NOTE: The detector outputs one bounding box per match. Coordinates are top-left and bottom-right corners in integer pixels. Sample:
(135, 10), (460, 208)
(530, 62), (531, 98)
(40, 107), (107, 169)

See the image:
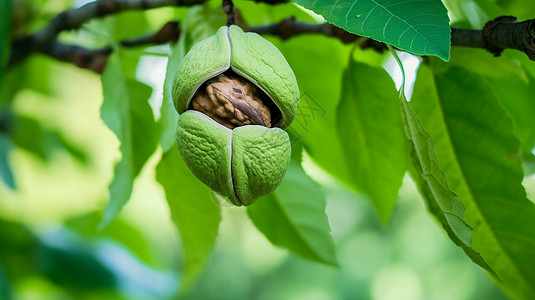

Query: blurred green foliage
(1, 0), (535, 299)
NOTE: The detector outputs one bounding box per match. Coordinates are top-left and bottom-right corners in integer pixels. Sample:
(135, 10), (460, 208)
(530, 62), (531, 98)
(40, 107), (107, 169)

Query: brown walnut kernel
(190, 72), (272, 129)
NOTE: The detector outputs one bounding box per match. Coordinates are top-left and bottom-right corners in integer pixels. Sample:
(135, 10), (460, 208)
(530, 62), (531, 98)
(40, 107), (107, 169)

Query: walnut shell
(171, 25), (299, 206)
(190, 72), (272, 129)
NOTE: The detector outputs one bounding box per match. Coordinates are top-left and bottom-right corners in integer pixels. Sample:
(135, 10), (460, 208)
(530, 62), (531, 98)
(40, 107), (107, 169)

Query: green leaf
(0, 264), (11, 300)
(100, 55), (158, 228)
(160, 35), (183, 153)
(160, 5), (226, 153)
(65, 212), (155, 266)
(0, 0), (10, 79)
(247, 160), (337, 265)
(487, 71), (535, 153)
(336, 61), (407, 223)
(0, 133), (15, 188)
(444, 48), (535, 153)
(411, 62), (535, 300)
(155, 147), (221, 290)
(523, 152), (535, 176)
(278, 34), (353, 185)
(294, 0), (451, 60)
(399, 83), (491, 274)
(37, 235), (118, 290)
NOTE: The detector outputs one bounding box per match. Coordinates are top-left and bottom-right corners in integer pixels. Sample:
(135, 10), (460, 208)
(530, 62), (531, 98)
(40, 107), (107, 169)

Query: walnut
(172, 25), (300, 206)
(190, 72), (272, 129)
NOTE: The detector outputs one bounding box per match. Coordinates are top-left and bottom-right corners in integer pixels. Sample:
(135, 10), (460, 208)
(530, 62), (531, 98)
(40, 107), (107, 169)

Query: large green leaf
(156, 147), (221, 290)
(399, 82), (491, 275)
(336, 61), (407, 223)
(293, 0), (450, 60)
(411, 62), (535, 300)
(100, 55), (158, 228)
(247, 160), (337, 265)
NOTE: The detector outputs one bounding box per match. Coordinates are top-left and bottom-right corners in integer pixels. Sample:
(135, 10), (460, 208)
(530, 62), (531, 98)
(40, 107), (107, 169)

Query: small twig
(252, 16), (535, 60)
(452, 16), (535, 60)
(120, 21), (180, 46)
(222, 0), (236, 26)
(8, 0), (535, 70)
(41, 21), (181, 74)
(249, 17), (387, 52)
(42, 41), (112, 74)
(253, 0), (290, 4)
(8, 0), (205, 67)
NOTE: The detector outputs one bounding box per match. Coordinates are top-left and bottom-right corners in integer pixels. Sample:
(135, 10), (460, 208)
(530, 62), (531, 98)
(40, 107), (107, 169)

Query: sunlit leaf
(294, 0), (450, 60)
(524, 152), (535, 176)
(336, 61), (407, 223)
(248, 160), (337, 265)
(100, 55), (158, 228)
(471, 0), (535, 21)
(412, 62), (535, 300)
(156, 147), (220, 290)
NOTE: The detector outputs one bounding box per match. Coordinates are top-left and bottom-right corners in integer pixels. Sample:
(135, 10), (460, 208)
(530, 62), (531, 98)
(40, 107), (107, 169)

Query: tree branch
(222, 0), (236, 26)
(249, 17), (387, 52)
(8, 0), (535, 72)
(40, 21), (180, 74)
(453, 16), (535, 60)
(252, 17), (535, 61)
(8, 0), (205, 67)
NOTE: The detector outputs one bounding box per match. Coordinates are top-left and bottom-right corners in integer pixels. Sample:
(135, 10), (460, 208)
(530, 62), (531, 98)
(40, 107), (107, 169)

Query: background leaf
(65, 212), (155, 267)
(336, 60), (407, 223)
(156, 147), (221, 290)
(278, 33), (353, 186)
(160, 36), (183, 153)
(0, 133), (15, 188)
(411, 62), (535, 300)
(9, 115), (87, 163)
(0, 263), (11, 300)
(0, 0), (10, 79)
(100, 55), (158, 228)
(248, 160), (337, 265)
(294, 0), (451, 60)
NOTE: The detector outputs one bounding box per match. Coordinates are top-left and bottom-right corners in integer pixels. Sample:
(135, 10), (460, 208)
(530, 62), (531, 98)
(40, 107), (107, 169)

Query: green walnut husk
(172, 25), (299, 206)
